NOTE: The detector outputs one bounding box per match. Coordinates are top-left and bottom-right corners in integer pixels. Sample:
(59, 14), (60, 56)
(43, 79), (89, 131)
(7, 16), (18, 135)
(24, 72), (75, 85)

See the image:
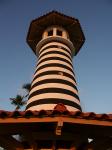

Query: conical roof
(27, 10), (85, 55)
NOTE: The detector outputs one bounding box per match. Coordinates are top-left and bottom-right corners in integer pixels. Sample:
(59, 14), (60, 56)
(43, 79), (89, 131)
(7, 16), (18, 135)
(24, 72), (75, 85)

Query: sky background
(0, 0), (112, 113)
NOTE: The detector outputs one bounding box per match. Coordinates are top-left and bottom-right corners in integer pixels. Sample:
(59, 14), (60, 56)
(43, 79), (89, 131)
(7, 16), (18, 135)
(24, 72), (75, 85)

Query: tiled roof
(0, 104), (112, 121)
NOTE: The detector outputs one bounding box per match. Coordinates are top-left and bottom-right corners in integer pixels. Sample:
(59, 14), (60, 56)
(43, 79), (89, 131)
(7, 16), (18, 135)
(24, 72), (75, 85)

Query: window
(57, 30), (62, 36)
(48, 30), (53, 36)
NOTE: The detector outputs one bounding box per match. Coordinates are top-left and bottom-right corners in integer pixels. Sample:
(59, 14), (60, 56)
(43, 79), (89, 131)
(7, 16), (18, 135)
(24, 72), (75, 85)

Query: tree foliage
(10, 83), (31, 110)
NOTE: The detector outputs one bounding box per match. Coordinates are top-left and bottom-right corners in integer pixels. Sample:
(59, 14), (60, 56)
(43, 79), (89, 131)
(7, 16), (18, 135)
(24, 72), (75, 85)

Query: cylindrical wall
(26, 27), (82, 111)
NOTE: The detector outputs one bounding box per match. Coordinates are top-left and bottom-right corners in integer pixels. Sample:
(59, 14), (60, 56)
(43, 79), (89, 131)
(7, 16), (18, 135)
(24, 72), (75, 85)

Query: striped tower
(26, 11), (85, 111)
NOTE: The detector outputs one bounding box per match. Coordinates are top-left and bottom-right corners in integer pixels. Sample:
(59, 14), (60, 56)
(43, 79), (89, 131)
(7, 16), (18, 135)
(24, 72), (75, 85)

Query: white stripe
(39, 42), (71, 54)
(32, 75), (76, 87)
(38, 53), (72, 65)
(34, 67), (75, 78)
(27, 93), (80, 105)
(39, 47), (71, 59)
(26, 104), (80, 111)
(29, 83), (78, 95)
(36, 59), (73, 70)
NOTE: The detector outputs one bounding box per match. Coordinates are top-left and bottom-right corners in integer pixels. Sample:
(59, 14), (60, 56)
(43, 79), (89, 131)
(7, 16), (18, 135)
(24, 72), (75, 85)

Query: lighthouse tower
(26, 11), (85, 111)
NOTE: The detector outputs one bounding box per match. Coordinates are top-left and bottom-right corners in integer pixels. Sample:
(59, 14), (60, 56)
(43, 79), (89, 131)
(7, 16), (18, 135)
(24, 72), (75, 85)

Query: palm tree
(10, 95), (26, 110)
(10, 83), (31, 110)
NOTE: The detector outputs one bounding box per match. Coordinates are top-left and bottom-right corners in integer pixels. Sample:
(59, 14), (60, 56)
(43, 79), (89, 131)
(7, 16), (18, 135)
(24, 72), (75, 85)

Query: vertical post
(31, 142), (38, 150)
(42, 31), (48, 39)
(52, 141), (56, 150)
(70, 146), (77, 150)
(53, 27), (57, 36)
(16, 148), (24, 150)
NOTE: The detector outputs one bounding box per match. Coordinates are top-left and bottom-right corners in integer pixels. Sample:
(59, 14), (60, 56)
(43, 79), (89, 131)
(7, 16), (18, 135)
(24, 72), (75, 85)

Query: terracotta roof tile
(0, 104), (112, 121)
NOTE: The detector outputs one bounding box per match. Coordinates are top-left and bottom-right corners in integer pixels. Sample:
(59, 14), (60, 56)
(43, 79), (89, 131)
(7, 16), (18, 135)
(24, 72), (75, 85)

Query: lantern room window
(42, 26), (70, 40)
(57, 30), (62, 36)
(48, 30), (53, 36)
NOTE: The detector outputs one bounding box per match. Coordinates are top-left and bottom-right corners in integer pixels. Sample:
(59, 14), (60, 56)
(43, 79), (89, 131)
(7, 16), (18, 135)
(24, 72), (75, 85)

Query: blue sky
(0, 0), (112, 113)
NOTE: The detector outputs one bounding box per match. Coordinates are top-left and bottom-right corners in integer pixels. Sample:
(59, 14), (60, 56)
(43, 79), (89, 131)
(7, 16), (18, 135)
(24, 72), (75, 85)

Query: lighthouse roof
(27, 10), (85, 55)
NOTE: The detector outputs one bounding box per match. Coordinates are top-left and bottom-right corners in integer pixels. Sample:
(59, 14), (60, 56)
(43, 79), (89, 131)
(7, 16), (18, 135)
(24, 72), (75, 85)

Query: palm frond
(10, 95), (26, 110)
(10, 82), (31, 110)
(22, 83), (31, 93)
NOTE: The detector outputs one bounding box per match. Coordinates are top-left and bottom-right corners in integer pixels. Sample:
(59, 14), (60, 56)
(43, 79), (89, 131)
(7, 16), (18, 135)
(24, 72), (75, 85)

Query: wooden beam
(55, 121), (63, 135)
(0, 135), (24, 150)
(0, 116), (112, 127)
